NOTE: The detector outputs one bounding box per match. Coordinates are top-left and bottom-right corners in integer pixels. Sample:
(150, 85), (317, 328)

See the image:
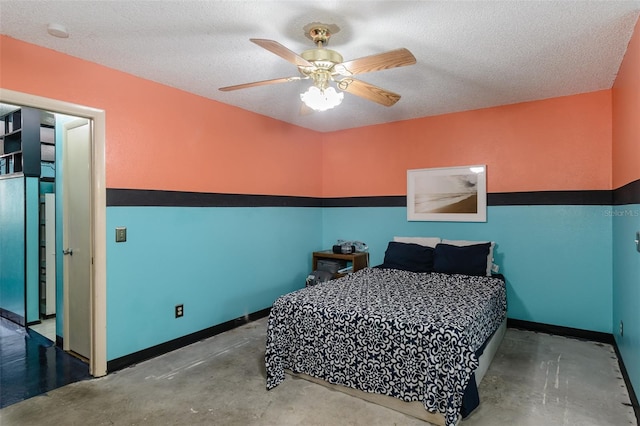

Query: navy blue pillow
(380, 241), (434, 272)
(433, 243), (491, 276)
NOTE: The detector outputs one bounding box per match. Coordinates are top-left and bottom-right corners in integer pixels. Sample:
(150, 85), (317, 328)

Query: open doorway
(0, 88), (107, 377)
(0, 104), (90, 354)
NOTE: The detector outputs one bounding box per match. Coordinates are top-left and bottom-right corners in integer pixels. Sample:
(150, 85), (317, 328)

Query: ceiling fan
(219, 23), (417, 112)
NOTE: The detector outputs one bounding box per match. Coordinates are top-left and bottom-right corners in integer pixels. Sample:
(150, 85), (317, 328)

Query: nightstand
(312, 250), (369, 279)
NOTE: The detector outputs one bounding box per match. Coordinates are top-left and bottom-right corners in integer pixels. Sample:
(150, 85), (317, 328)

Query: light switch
(115, 227), (127, 243)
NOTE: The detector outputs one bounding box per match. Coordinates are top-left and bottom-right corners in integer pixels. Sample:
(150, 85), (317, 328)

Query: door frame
(0, 88), (107, 377)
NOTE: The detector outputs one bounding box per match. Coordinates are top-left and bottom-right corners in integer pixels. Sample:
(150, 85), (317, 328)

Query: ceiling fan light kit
(300, 86), (344, 111)
(219, 23), (416, 112)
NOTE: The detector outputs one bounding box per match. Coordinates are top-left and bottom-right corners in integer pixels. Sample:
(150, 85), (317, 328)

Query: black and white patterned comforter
(265, 267), (507, 426)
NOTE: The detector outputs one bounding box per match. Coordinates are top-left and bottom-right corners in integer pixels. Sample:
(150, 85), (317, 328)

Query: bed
(265, 238), (507, 426)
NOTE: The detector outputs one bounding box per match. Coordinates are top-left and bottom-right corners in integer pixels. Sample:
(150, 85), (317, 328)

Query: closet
(0, 105), (56, 320)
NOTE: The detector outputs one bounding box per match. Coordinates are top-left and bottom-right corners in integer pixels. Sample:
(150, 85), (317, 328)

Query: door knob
(63, 248), (73, 256)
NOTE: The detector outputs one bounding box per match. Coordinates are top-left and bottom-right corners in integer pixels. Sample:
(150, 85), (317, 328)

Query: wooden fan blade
(219, 76), (303, 91)
(337, 48), (416, 76)
(338, 78), (401, 107)
(250, 39), (314, 67)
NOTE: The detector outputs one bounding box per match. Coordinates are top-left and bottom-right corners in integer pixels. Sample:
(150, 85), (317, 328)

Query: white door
(62, 118), (92, 360)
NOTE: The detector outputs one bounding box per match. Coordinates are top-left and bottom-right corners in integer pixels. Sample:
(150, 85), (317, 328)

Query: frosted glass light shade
(300, 86), (344, 111)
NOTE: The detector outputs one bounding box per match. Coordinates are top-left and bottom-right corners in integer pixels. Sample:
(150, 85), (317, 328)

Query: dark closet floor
(0, 316), (90, 409)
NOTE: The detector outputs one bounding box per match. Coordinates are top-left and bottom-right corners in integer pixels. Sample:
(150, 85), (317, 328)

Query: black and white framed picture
(407, 165), (487, 222)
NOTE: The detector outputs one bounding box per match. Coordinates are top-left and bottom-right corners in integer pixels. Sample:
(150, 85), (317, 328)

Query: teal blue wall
(0, 176), (25, 320)
(104, 200), (614, 361)
(322, 204), (613, 333)
(105, 206), (321, 360)
(612, 204), (640, 399)
(25, 176), (40, 323)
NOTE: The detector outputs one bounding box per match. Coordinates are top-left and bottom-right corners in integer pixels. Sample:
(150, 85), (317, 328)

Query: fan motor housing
(301, 48), (343, 68)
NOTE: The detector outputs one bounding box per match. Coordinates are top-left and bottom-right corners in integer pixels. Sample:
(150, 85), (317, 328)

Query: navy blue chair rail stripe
(613, 179), (640, 205)
(489, 190), (612, 206)
(106, 189), (323, 207)
(107, 181), (639, 208)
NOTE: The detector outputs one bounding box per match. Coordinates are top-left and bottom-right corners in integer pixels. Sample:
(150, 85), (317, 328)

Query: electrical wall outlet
(175, 304), (184, 318)
(620, 320), (624, 337)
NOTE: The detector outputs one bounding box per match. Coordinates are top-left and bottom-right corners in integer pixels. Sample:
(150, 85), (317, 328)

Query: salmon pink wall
(321, 91), (612, 197)
(0, 36), (321, 197)
(612, 16), (640, 189)
(1, 36), (614, 198)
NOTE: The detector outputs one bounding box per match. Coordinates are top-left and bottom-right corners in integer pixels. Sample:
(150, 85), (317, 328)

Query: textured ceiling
(1, 1), (639, 132)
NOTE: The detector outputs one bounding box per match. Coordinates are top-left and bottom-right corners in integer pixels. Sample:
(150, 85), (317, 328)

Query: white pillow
(441, 239), (495, 276)
(393, 236), (441, 248)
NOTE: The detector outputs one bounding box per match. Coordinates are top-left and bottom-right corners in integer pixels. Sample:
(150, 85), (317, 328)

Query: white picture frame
(407, 165), (487, 222)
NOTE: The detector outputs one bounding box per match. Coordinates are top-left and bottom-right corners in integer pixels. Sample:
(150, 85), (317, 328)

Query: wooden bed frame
(288, 319), (507, 426)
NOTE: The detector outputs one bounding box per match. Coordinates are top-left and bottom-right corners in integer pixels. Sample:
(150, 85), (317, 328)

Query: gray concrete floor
(1, 317), (636, 426)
